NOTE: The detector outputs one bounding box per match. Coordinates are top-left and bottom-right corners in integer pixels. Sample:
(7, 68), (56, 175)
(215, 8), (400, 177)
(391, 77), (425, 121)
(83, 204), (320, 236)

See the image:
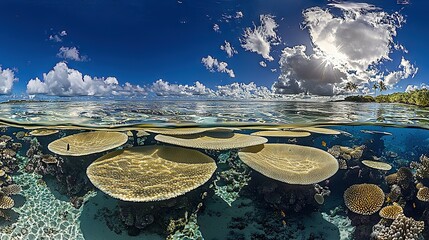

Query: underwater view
(1, 0), (429, 239)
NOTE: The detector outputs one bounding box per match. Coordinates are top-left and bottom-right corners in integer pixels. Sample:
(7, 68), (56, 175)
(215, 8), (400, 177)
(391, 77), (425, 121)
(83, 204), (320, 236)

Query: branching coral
(371, 213), (424, 240)
(410, 155), (429, 181)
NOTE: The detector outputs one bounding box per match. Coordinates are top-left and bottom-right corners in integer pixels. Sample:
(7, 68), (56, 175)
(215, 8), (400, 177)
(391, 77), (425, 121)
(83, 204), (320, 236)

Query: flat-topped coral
(155, 132), (267, 150)
(360, 130), (392, 136)
(344, 183), (385, 215)
(362, 160), (392, 171)
(251, 130), (311, 138)
(416, 186), (429, 202)
(1, 183), (22, 195)
(291, 127), (341, 135)
(146, 127), (239, 135)
(379, 203), (403, 219)
(48, 131), (128, 156)
(87, 146), (216, 202)
(29, 129), (59, 136)
(238, 144), (339, 185)
(372, 213), (424, 240)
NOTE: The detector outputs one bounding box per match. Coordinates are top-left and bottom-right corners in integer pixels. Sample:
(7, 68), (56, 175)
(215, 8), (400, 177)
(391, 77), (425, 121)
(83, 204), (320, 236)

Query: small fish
(280, 210), (286, 218)
(66, 143), (70, 151)
(288, 138), (297, 143)
(321, 141), (327, 147)
(386, 196), (391, 202)
(413, 203), (416, 208)
(282, 220), (287, 227)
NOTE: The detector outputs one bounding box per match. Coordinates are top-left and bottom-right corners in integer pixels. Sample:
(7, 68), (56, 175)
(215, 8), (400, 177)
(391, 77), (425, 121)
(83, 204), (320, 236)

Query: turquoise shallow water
(0, 100), (429, 240)
(1, 100), (429, 127)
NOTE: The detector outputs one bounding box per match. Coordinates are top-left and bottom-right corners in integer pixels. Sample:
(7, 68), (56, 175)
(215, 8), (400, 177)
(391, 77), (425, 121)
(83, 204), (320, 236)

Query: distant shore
(341, 89), (429, 107)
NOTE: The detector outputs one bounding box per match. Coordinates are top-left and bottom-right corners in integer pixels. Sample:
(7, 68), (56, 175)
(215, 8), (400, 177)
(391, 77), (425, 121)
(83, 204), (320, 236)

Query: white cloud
(49, 30), (67, 42)
(26, 62), (146, 97)
(215, 82), (273, 99)
(273, 45), (347, 96)
(259, 61), (267, 67)
(384, 58), (418, 86)
(0, 67), (17, 95)
(57, 47), (88, 62)
(235, 12), (244, 19)
(201, 55), (235, 78)
(213, 24), (220, 33)
(220, 41), (237, 58)
(273, 4), (410, 96)
(405, 83), (427, 92)
(240, 14), (281, 61)
(151, 79), (214, 96)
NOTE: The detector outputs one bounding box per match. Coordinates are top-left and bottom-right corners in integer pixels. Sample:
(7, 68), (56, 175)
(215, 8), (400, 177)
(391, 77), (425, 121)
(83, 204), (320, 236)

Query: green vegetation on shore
(344, 89), (429, 107)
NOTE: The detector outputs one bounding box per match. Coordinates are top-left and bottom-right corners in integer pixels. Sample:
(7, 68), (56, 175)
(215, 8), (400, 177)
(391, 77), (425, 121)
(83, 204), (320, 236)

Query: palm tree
(372, 83), (379, 97)
(378, 81), (387, 94)
(344, 82), (358, 93)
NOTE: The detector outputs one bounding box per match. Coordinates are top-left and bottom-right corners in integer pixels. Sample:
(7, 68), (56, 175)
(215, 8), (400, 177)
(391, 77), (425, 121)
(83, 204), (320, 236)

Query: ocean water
(0, 100), (429, 240)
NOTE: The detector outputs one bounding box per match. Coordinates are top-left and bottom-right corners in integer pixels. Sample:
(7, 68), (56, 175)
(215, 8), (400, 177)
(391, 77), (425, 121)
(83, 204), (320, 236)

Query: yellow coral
(48, 131), (128, 156)
(417, 187), (429, 202)
(238, 144), (339, 185)
(379, 203), (403, 219)
(155, 132), (267, 150)
(344, 183), (385, 215)
(87, 146), (216, 202)
(0, 195), (14, 209)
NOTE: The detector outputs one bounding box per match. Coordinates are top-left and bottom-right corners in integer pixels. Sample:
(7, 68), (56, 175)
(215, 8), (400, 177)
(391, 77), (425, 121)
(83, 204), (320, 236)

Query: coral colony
(0, 123), (428, 240)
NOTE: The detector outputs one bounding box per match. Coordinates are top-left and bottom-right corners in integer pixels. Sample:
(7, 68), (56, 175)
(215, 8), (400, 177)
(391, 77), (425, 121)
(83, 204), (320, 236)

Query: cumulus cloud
(26, 62), (146, 97)
(405, 83), (427, 92)
(220, 41), (237, 58)
(274, 3), (412, 96)
(0, 67), (17, 95)
(201, 55), (235, 78)
(273, 45), (347, 96)
(384, 58), (418, 86)
(240, 14), (281, 61)
(49, 30), (67, 42)
(215, 82), (273, 99)
(213, 24), (220, 33)
(57, 47), (88, 62)
(151, 79), (214, 96)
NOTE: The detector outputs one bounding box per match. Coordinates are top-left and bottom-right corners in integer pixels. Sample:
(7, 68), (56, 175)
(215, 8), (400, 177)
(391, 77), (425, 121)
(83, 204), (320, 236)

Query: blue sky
(0, 0), (428, 99)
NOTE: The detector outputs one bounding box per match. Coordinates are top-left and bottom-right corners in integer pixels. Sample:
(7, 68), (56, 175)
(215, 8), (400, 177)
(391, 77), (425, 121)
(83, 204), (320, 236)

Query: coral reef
(410, 155), (429, 181)
(344, 184), (385, 215)
(211, 150), (251, 206)
(371, 214), (424, 240)
(321, 211), (355, 240)
(0, 154), (97, 239)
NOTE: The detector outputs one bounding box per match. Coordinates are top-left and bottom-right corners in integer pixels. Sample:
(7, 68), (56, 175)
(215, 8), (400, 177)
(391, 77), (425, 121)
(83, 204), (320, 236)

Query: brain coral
(238, 144), (339, 185)
(0, 195), (14, 209)
(344, 183), (385, 215)
(86, 146), (216, 202)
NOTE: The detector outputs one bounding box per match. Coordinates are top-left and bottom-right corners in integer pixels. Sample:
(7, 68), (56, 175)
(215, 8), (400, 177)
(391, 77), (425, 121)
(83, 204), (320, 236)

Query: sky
(0, 0), (428, 99)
